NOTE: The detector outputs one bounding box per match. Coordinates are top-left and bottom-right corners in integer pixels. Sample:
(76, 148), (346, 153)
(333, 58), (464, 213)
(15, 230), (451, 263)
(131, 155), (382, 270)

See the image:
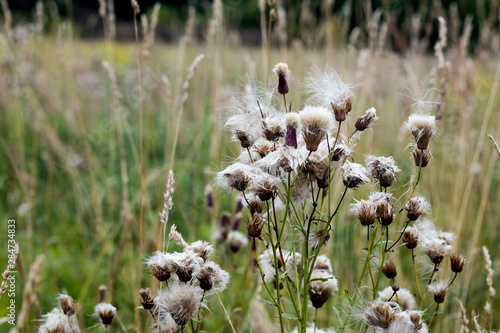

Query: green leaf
(282, 313), (299, 320)
(259, 298), (278, 307)
(333, 306), (344, 326)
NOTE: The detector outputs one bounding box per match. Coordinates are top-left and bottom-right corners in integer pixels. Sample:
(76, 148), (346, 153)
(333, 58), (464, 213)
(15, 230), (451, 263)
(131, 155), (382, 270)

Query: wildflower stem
(247, 147), (254, 163)
(448, 272), (458, 287)
(421, 263), (439, 307)
(386, 220), (410, 252)
(367, 226), (375, 288)
(429, 303), (440, 327)
(283, 94), (287, 113)
(411, 248), (422, 299)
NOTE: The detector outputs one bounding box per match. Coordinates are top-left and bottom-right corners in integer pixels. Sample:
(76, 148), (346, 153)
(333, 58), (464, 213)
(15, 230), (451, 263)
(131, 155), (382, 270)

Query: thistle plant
(214, 62), (466, 332)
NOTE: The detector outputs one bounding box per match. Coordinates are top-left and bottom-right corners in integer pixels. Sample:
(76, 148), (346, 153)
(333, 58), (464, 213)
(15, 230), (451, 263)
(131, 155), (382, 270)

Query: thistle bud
(285, 113), (300, 148)
(205, 186), (214, 208)
(272, 62), (290, 95)
(429, 281), (448, 304)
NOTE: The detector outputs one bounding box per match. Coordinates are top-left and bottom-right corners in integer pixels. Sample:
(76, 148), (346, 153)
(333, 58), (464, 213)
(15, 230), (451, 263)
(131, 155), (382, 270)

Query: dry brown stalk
(488, 134), (500, 158)
(9, 255), (44, 333)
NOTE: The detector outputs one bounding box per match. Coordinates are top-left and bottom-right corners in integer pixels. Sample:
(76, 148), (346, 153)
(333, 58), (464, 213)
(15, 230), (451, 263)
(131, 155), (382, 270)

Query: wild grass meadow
(0, 1), (499, 332)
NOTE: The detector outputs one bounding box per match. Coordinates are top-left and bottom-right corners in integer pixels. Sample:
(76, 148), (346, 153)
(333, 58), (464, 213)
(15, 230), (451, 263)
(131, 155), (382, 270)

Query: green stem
(411, 248), (422, 299)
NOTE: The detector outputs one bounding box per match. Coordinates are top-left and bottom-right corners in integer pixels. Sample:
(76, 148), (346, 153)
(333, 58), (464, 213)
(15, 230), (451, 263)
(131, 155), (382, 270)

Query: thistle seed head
(404, 196), (431, 221)
(308, 270), (338, 308)
(405, 113), (437, 150)
(95, 302), (117, 326)
(403, 227), (419, 249)
(246, 213), (265, 237)
(355, 107), (378, 131)
(382, 258), (397, 279)
(299, 106), (333, 152)
(139, 288), (155, 310)
(342, 161), (370, 189)
(351, 200), (376, 226)
(450, 253), (465, 273)
(428, 280), (448, 303)
(57, 294), (76, 316)
(413, 147), (431, 167)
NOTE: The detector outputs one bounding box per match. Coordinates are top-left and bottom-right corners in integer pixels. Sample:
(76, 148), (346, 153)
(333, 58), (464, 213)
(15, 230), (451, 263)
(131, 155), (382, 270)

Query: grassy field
(0, 4), (500, 333)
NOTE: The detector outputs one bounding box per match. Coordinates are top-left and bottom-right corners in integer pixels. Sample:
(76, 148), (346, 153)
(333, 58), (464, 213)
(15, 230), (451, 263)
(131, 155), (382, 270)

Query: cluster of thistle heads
(38, 289), (119, 333)
(213, 62), (466, 331)
(141, 225), (229, 332)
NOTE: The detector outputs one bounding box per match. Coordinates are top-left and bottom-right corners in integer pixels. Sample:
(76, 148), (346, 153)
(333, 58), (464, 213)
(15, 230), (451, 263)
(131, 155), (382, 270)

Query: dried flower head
(403, 227), (419, 249)
(156, 283), (203, 326)
(351, 199), (376, 226)
(364, 301), (397, 329)
(263, 116), (285, 141)
(377, 286), (417, 311)
(308, 270), (338, 308)
(153, 312), (177, 333)
(235, 130), (253, 148)
(195, 261), (230, 292)
(342, 161), (370, 189)
(428, 280), (448, 303)
(246, 213), (265, 237)
(38, 308), (80, 333)
(139, 288), (155, 310)
(252, 138), (277, 158)
(57, 294), (76, 316)
(382, 258), (397, 279)
(95, 302), (117, 326)
(450, 253), (465, 273)
(366, 155), (401, 188)
(405, 113), (437, 150)
(186, 240), (214, 262)
(417, 219), (454, 264)
(173, 252), (203, 283)
(413, 147), (431, 167)
(387, 311), (428, 333)
(304, 66), (354, 120)
(273, 62), (290, 95)
(405, 196), (431, 221)
(227, 230), (249, 252)
(355, 107), (378, 131)
(314, 255), (333, 272)
(309, 229), (331, 251)
(217, 163), (261, 192)
(251, 174), (279, 201)
(376, 200), (394, 226)
(146, 252), (176, 282)
(299, 106), (333, 152)
(331, 139), (351, 162)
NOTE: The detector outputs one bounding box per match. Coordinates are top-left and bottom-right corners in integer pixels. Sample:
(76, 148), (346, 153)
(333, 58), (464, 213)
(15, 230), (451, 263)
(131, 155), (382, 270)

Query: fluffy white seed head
(377, 286), (417, 311)
(342, 161), (370, 189)
(272, 62), (290, 78)
(155, 283), (203, 326)
(226, 230), (249, 252)
(38, 308), (80, 333)
(194, 261), (230, 293)
(404, 196), (431, 221)
(365, 155), (401, 188)
(308, 269), (338, 308)
(405, 113), (437, 150)
(95, 302), (117, 326)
